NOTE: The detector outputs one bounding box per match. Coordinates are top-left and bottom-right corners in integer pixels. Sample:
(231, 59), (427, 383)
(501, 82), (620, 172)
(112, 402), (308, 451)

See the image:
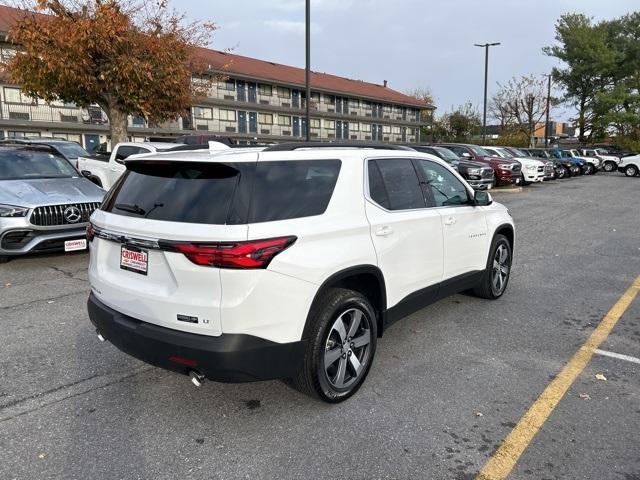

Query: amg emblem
(469, 232), (487, 239)
(177, 314), (198, 324)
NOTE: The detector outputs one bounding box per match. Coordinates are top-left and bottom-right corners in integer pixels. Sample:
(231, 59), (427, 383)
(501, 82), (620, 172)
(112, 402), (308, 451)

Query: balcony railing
(0, 103), (108, 125)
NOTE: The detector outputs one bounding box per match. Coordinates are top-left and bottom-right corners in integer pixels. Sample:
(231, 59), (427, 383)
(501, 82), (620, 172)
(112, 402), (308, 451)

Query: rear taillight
(170, 236), (297, 269)
(86, 222), (96, 242)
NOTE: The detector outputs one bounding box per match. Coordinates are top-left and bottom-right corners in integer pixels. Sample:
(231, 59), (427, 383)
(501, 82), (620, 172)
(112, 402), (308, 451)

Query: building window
(258, 113), (273, 124)
(3, 87), (36, 105)
(218, 79), (235, 91)
(382, 125), (391, 134)
(310, 119), (321, 129)
(8, 131), (40, 138)
(258, 84), (272, 96)
(219, 109), (236, 122)
(363, 101), (372, 110)
(0, 47), (16, 62)
(53, 133), (82, 144)
(392, 126), (401, 135)
(193, 106), (213, 119)
(350, 122), (359, 132)
(324, 119), (335, 129)
(361, 123), (371, 133)
(349, 99), (360, 109)
(324, 95), (335, 105)
(277, 87), (291, 99)
(278, 115), (292, 126)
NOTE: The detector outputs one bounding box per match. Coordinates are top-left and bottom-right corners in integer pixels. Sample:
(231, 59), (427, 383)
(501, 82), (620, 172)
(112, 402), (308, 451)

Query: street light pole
(474, 42), (500, 143)
(544, 73), (552, 147)
(305, 0), (311, 142)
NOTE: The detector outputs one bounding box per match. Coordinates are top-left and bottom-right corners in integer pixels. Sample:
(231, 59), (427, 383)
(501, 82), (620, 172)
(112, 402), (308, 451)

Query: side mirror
(474, 190), (492, 206)
(461, 152), (472, 158)
(81, 170), (93, 179)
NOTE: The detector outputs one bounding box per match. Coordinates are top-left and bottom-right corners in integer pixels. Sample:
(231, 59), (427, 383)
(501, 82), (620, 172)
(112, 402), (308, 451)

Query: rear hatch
(88, 153), (257, 336)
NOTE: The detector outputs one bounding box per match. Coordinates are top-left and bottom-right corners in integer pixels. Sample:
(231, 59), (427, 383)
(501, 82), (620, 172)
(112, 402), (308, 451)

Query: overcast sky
(171, 0), (638, 121)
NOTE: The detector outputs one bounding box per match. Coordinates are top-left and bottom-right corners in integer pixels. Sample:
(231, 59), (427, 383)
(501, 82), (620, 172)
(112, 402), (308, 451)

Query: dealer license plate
(120, 245), (148, 275)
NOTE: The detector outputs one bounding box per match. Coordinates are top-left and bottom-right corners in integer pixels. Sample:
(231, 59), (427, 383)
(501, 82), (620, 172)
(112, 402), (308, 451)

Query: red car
(435, 143), (522, 186)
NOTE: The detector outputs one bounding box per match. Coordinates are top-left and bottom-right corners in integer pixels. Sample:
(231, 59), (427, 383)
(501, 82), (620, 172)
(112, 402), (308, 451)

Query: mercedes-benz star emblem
(64, 206), (82, 224)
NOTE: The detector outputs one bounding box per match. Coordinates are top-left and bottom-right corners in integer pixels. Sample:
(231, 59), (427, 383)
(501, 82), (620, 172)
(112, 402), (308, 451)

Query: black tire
(0, 256), (9, 264)
(520, 174), (530, 186)
(624, 165), (638, 177)
(291, 288), (377, 403)
(473, 234), (512, 300)
(556, 167), (566, 179)
(585, 164), (594, 175)
(603, 161), (616, 172)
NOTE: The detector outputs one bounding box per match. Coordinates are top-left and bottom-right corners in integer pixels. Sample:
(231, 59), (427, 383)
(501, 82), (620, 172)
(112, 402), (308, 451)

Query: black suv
(411, 145), (495, 190)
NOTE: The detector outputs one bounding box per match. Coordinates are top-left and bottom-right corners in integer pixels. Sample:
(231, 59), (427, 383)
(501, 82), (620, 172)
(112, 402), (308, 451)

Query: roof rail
(263, 142), (413, 152)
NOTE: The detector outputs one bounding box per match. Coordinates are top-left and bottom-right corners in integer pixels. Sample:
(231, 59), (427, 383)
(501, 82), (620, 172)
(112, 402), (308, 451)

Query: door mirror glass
(81, 170), (92, 178)
(461, 152), (472, 158)
(474, 190), (492, 206)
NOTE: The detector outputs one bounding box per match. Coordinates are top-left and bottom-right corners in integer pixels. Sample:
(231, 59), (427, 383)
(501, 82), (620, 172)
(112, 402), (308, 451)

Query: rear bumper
(87, 293), (306, 383)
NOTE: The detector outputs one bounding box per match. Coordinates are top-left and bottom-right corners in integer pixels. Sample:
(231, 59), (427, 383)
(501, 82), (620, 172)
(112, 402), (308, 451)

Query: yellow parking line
(477, 274), (640, 480)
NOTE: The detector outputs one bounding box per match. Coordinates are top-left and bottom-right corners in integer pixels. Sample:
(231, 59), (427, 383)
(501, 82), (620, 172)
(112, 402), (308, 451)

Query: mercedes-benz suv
(87, 143), (515, 403)
(0, 143), (105, 263)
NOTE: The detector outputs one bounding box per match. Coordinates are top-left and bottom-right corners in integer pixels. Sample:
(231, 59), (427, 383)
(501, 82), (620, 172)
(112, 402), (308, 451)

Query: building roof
(0, 4), (432, 109)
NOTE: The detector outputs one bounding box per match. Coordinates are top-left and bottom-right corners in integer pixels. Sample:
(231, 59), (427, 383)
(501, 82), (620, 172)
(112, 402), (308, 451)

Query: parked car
(617, 154), (640, 177)
(0, 138), (91, 164)
(500, 147), (555, 181)
(87, 143), (515, 402)
(546, 149), (591, 174)
(76, 142), (187, 190)
(483, 146), (546, 185)
(0, 143), (105, 263)
(590, 144), (636, 158)
(435, 143), (522, 186)
(409, 145), (494, 190)
(581, 148), (619, 173)
(528, 149), (580, 177)
(564, 149), (600, 174)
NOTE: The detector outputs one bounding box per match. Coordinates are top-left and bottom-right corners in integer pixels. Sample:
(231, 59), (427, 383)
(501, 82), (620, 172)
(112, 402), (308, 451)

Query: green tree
(543, 14), (612, 141)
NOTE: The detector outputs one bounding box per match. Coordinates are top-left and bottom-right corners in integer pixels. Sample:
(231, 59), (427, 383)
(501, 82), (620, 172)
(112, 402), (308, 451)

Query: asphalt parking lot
(1, 173), (639, 480)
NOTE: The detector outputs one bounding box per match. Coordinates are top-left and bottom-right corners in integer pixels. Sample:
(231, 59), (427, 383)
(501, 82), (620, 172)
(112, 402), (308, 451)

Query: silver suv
(0, 144), (105, 263)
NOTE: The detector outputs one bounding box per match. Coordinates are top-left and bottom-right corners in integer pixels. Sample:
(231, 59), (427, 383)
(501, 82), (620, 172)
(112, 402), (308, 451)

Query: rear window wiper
(115, 203), (146, 215)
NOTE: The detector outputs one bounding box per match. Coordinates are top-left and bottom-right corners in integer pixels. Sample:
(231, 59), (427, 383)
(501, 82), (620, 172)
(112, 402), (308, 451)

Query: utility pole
(305, 0), (311, 142)
(474, 42), (500, 143)
(544, 73), (552, 147)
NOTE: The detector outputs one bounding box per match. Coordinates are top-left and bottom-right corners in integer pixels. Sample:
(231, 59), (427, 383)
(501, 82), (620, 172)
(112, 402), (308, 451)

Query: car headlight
(467, 168), (481, 175)
(526, 165), (536, 170)
(0, 204), (29, 217)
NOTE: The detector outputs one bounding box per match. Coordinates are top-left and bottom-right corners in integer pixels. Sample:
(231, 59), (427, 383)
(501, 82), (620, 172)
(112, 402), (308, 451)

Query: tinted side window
(446, 146), (467, 157)
(249, 160), (341, 223)
(417, 160), (470, 207)
(371, 158), (425, 210)
(367, 161), (390, 209)
(115, 146), (149, 162)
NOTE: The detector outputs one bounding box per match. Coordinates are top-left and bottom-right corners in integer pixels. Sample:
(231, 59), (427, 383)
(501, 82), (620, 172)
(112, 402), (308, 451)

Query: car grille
(537, 166), (544, 172)
(30, 202), (101, 227)
(481, 168), (494, 179)
(512, 164), (522, 174)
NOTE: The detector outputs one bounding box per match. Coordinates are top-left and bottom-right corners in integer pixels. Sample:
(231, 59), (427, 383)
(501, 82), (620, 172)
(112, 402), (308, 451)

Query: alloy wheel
(324, 308), (372, 390)
(625, 166), (637, 177)
(492, 244), (510, 295)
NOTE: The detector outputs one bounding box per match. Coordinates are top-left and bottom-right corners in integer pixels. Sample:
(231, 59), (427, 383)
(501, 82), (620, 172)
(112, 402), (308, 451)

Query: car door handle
(444, 216), (456, 226)
(375, 226), (394, 237)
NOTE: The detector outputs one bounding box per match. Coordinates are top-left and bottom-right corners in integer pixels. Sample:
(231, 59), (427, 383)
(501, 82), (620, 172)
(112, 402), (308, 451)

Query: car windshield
(0, 148), (78, 180)
(509, 148), (527, 157)
(54, 143), (89, 159)
(468, 145), (492, 157)
(432, 147), (460, 162)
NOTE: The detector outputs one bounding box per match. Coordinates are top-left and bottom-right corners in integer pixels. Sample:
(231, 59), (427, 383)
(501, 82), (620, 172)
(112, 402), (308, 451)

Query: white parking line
(594, 349), (640, 365)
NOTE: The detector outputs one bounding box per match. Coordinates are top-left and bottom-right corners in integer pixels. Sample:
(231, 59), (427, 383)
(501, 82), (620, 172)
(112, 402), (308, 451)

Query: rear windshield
(102, 159), (341, 225)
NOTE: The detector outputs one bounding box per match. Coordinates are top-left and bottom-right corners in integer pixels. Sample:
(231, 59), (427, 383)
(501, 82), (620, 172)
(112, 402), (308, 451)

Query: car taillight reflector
(170, 236), (297, 269)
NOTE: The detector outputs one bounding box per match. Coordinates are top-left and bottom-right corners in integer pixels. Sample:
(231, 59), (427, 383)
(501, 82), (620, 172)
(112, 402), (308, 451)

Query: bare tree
(491, 75), (551, 147)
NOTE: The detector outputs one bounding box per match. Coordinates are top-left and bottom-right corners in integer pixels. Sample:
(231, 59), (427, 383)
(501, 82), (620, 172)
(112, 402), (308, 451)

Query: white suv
(87, 143), (514, 402)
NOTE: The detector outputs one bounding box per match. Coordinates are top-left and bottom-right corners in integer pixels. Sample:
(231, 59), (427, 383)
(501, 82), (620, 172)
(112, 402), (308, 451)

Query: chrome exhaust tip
(96, 330), (105, 342)
(189, 371), (205, 387)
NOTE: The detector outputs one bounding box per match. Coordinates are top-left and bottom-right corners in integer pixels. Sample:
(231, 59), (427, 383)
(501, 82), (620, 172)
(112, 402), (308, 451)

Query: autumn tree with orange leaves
(5, 0), (217, 145)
